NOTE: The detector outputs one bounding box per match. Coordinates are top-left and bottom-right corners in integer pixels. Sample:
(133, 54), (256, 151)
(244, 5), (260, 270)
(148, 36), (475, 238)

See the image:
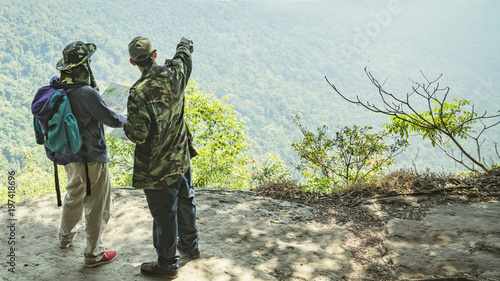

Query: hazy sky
(302, 0), (500, 104)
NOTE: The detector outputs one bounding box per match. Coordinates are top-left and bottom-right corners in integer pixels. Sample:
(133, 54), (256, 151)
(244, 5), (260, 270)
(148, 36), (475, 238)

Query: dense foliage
(185, 83), (250, 189)
(105, 135), (134, 187)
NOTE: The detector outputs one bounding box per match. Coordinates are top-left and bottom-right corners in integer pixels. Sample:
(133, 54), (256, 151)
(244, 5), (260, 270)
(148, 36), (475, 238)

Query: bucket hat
(56, 41), (97, 70)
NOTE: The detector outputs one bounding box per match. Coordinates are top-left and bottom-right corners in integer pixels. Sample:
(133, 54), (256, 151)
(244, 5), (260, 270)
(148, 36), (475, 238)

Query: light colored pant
(59, 162), (111, 263)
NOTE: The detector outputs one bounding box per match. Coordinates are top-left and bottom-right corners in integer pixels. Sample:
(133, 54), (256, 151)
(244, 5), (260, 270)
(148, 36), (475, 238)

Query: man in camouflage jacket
(125, 36), (199, 279)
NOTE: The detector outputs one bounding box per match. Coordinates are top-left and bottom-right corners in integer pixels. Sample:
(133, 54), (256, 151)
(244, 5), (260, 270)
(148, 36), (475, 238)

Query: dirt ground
(1, 169), (499, 281)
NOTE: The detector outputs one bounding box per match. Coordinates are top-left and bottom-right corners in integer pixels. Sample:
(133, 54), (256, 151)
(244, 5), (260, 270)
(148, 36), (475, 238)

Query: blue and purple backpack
(32, 86), (82, 164)
(31, 82), (89, 206)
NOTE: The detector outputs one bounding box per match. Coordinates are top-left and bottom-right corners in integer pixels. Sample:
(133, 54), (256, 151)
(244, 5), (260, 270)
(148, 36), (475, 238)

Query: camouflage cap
(128, 36), (156, 62)
(56, 41), (96, 71)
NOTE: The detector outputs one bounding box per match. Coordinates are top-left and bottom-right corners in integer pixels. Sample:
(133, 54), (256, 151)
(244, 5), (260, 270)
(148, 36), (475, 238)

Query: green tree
(106, 135), (135, 187)
(185, 83), (250, 189)
(326, 69), (500, 172)
(291, 114), (407, 193)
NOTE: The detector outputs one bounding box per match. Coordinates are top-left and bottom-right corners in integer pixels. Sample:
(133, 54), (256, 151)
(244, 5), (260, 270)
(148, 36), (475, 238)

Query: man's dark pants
(144, 168), (199, 272)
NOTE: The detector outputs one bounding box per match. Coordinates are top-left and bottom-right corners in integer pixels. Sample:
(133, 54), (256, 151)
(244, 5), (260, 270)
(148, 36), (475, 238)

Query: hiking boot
(59, 240), (71, 249)
(187, 249), (200, 259)
(84, 251), (118, 268)
(141, 262), (179, 279)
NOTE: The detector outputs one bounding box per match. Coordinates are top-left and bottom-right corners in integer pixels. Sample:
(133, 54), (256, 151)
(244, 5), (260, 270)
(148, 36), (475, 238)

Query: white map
(102, 83), (130, 140)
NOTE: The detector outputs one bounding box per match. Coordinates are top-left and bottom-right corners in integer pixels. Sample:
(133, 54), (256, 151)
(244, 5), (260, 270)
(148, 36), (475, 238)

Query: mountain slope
(1, 0), (499, 172)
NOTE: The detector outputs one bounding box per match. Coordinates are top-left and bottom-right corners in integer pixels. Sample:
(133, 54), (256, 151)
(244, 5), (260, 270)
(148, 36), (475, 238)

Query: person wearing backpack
(48, 41), (126, 267)
(124, 37), (199, 279)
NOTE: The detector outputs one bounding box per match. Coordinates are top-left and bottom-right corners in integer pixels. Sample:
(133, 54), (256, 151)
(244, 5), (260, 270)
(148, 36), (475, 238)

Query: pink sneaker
(84, 251), (118, 268)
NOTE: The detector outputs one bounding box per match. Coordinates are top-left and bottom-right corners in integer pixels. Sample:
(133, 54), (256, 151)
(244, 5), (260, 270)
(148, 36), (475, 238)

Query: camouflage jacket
(124, 39), (197, 189)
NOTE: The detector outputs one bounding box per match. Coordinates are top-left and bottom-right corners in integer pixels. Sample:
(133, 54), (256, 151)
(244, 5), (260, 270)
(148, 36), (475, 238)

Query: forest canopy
(1, 0), (499, 175)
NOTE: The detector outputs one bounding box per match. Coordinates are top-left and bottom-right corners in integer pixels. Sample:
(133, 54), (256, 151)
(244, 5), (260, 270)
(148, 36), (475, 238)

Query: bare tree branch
(325, 70), (500, 172)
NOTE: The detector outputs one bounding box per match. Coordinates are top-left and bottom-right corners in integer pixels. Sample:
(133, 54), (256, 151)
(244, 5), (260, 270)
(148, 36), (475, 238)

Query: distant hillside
(1, 0), (499, 173)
